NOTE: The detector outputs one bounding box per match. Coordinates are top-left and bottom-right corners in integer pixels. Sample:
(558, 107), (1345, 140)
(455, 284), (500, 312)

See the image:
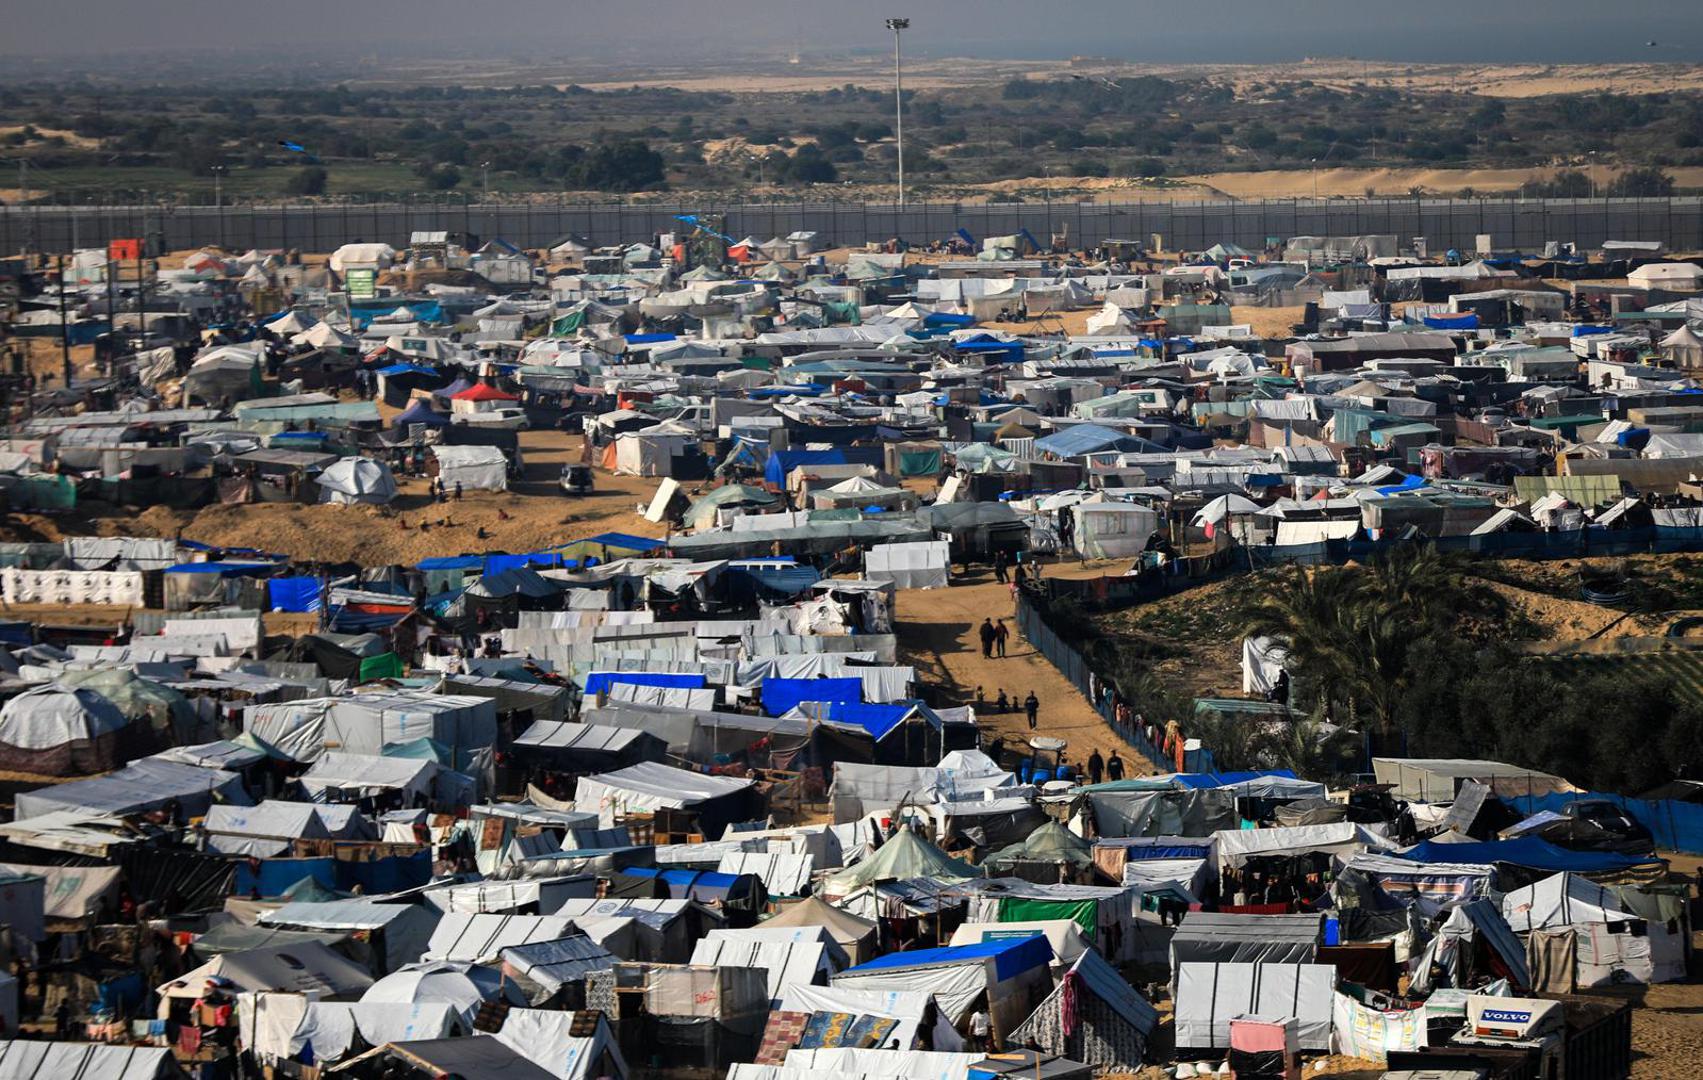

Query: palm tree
(1241, 563), (1364, 717)
(1260, 715), (1362, 782)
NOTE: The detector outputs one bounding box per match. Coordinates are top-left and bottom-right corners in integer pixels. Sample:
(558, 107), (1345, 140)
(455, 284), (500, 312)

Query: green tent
(984, 820), (1095, 873)
(998, 895), (1100, 937)
(357, 652), (405, 683)
(823, 830), (977, 894)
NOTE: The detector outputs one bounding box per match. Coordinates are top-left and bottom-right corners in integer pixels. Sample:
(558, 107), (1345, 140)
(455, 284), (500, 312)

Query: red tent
(451, 382), (520, 402)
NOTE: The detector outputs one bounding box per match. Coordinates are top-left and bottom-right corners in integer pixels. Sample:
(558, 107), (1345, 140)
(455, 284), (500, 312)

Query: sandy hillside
(1182, 166), (1703, 200)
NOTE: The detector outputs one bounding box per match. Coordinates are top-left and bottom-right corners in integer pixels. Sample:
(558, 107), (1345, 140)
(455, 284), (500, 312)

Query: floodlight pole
(887, 18), (910, 209)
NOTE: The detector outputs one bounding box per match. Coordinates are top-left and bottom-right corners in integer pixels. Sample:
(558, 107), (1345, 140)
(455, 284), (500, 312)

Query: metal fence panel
(7, 197), (1703, 255)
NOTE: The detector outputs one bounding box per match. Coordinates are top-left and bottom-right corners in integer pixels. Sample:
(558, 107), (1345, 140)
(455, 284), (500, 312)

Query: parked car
(1528, 799), (1655, 855)
(560, 464), (593, 495)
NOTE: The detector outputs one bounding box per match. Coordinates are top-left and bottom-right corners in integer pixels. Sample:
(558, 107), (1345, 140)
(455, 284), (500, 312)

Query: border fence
(8, 196), (1703, 256)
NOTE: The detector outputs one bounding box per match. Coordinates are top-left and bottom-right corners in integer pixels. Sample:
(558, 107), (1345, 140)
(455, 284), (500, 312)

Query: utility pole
(211, 165), (227, 249)
(1311, 158), (1318, 199)
(886, 18), (910, 209)
(480, 161), (491, 201)
(55, 254), (71, 390)
(106, 247), (116, 361)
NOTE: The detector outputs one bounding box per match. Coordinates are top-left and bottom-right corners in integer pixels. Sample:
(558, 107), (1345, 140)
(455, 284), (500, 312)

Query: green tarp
(999, 895), (1099, 938)
(9, 475), (76, 510)
(358, 652), (404, 683)
(551, 311), (585, 335)
(896, 448), (944, 478)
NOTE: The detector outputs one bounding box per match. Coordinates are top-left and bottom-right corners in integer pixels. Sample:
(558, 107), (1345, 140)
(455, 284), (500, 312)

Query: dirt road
(893, 567), (1150, 774)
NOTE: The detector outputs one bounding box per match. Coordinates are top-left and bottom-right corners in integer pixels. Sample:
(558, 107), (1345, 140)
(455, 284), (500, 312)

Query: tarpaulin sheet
(1172, 962), (1335, 1051)
(762, 677), (862, 717)
(1331, 992), (1424, 1064)
(268, 577), (323, 613)
(1505, 791), (1703, 857)
(358, 653), (404, 683)
(999, 896), (1098, 937)
(583, 671), (706, 697)
(818, 703), (909, 742)
(1398, 836), (1661, 874)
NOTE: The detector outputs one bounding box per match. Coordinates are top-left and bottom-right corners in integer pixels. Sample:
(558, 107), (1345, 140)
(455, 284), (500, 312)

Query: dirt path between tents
(893, 565), (1151, 772)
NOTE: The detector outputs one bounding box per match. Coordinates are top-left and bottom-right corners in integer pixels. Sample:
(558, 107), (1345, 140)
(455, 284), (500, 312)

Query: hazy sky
(2, 0), (1699, 62)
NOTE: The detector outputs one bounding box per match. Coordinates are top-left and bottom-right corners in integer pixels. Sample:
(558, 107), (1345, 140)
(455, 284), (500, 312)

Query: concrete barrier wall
(6, 197), (1703, 256)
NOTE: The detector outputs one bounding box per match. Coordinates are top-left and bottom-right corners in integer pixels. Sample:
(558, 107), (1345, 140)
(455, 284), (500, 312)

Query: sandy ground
(519, 57), (1703, 100)
(1181, 166), (1703, 200)
(895, 562), (1152, 770)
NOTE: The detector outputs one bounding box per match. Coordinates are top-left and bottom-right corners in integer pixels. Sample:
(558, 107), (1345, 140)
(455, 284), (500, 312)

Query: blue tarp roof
(267, 577), (322, 614)
(622, 867), (741, 890)
(1424, 313), (1479, 330)
(1169, 770), (1299, 790)
(1375, 473), (1428, 495)
(842, 933), (1052, 981)
(1034, 424), (1152, 458)
(624, 333), (677, 344)
(762, 676), (863, 717)
(764, 448), (847, 486)
(416, 556), (485, 571)
(583, 532), (665, 552)
(483, 552), (580, 575)
(582, 671), (707, 697)
(1398, 836), (1660, 873)
(164, 561), (277, 576)
(821, 702), (912, 741)
(376, 363), (439, 377)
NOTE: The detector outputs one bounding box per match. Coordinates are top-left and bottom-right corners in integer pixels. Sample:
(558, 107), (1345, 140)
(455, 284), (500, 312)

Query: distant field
(14, 162), (443, 201)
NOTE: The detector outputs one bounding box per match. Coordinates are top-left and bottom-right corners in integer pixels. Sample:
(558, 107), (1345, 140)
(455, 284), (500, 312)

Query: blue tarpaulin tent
(818, 702), (911, 741)
(268, 577), (322, 613)
(1034, 425), (1153, 458)
(394, 399), (450, 427)
(761, 676), (863, 717)
(582, 671), (707, 697)
(840, 933), (1053, 981)
(1397, 836), (1661, 873)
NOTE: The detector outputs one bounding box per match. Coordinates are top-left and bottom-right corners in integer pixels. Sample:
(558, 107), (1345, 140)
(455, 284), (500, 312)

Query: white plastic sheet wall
(0, 569), (145, 606)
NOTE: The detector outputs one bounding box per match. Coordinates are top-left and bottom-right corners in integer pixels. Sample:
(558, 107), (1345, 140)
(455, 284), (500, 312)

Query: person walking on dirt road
(1107, 749), (1125, 781)
(1024, 691), (1039, 730)
(979, 618), (996, 659)
(993, 618), (1009, 658)
(1087, 748), (1104, 785)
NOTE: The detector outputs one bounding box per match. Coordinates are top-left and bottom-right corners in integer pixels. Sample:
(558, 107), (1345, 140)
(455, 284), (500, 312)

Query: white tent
(297, 752), (440, 804)
(863, 541), (950, 590)
(0, 1043), (179, 1080)
(690, 931), (833, 1005)
(1501, 872), (1682, 984)
(1628, 262), (1703, 290)
(948, 919), (1092, 965)
(432, 445), (509, 492)
(494, 1009), (627, 1080)
(360, 961), (500, 1023)
(1213, 822), (1396, 870)
(315, 458), (399, 506)
(1173, 961), (1336, 1051)
(1073, 501), (1161, 559)
(612, 426), (695, 477)
(266, 311), (317, 335)
(0, 685), (130, 775)
(574, 761), (755, 827)
(329, 244), (396, 272)
(159, 942), (373, 1015)
(294, 322), (360, 350)
(281, 1001), (463, 1064)
(262, 900), (441, 977)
